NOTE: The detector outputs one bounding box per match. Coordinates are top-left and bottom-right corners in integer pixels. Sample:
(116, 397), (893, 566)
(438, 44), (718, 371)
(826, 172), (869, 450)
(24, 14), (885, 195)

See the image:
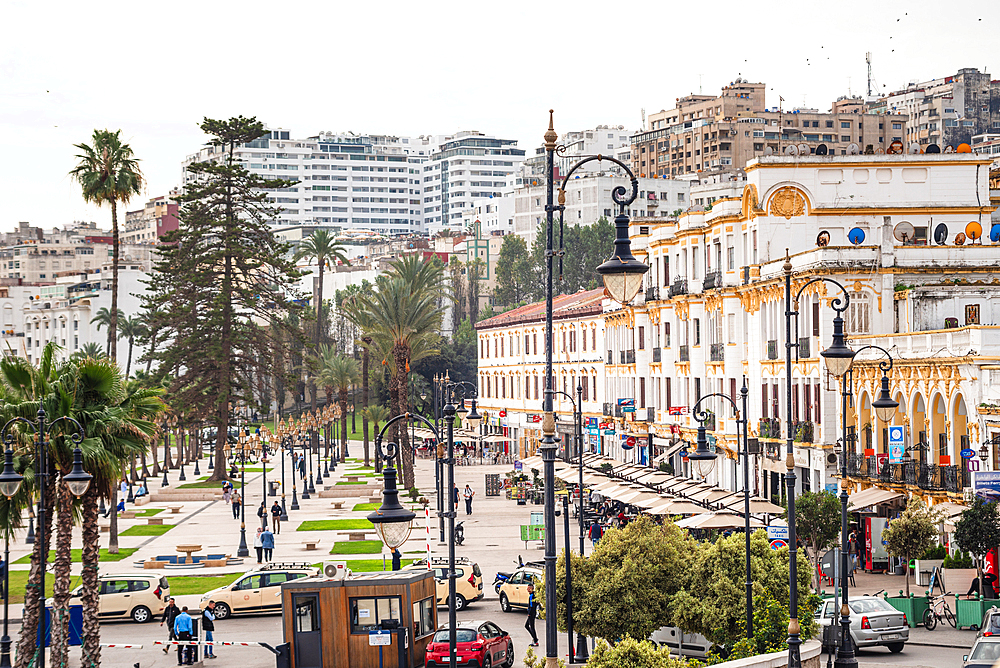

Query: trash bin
(957, 595), (990, 630)
(269, 481), (280, 497)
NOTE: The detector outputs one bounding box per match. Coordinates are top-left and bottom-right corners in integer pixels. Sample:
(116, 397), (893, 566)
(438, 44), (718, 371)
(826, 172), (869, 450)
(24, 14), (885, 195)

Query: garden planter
(884, 593), (929, 628)
(957, 595), (991, 630)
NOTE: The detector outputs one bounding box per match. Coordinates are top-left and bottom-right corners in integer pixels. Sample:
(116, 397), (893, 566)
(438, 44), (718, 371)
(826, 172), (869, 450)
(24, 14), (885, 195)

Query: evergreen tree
(141, 116), (304, 481)
(493, 234), (530, 309)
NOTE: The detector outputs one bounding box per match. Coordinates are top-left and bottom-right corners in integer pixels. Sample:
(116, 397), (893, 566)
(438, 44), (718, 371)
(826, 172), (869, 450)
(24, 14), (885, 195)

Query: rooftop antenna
(698, 74), (703, 94)
(866, 52), (879, 97)
(641, 107), (646, 130)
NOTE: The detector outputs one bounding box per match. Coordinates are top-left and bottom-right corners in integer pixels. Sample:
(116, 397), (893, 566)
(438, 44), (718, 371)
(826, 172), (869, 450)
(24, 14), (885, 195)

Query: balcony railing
(645, 286), (660, 301)
(759, 417), (781, 440)
(607, 350), (614, 364)
(678, 345), (690, 362)
(793, 420), (814, 443)
(704, 271), (722, 290)
(849, 460), (972, 493)
(652, 348), (661, 363)
(798, 336), (811, 359)
(847, 453), (864, 477)
(767, 340), (779, 360)
(709, 343), (725, 362)
(669, 277), (688, 297)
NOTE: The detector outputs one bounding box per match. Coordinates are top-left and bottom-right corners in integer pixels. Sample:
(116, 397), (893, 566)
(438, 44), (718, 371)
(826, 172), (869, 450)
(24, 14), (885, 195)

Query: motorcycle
(493, 556), (524, 594)
(454, 521), (465, 546)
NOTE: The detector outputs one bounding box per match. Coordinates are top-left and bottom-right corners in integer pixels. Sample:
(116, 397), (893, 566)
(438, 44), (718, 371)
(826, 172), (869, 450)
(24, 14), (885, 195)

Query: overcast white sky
(1, 0), (996, 231)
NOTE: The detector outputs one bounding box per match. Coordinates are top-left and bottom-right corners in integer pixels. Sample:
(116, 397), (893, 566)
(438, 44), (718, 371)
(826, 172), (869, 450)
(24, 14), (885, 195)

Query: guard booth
(281, 570), (436, 668)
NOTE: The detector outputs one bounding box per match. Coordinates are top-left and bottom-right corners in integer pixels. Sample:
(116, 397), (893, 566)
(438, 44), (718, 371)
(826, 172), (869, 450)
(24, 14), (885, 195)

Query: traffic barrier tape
(152, 641), (263, 646)
(101, 644), (143, 648)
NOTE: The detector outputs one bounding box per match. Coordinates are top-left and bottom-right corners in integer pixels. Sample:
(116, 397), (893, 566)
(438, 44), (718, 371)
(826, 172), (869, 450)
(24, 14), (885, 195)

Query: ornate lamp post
(298, 427), (311, 501)
(311, 415), (323, 489)
(543, 110), (648, 668)
(234, 425), (253, 558)
(0, 445), (24, 668)
(161, 417), (172, 487)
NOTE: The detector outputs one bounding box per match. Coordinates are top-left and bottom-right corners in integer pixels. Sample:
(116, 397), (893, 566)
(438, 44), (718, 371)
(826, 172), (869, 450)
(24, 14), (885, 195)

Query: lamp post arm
(792, 277), (851, 316)
(691, 392), (740, 425)
(548, 390), (578, 412)
(375, 413), (441, 457)
(851, 345), (894, 374)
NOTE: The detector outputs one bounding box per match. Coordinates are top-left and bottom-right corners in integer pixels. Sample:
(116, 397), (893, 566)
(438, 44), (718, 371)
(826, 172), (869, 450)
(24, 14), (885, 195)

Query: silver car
(816, 596), (909, 654)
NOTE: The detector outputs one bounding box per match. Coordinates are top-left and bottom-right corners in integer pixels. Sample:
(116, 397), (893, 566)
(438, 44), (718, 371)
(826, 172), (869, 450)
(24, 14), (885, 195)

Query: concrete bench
(167, 505), (184, 514)
(331, 501), (345, 510)
(301, 540), (321, 551)
(369, 496), (382, 504)
(134, 495), (151, 506)
(119, 511), (137, 519)
(147, 518), (164, 525)
(345, 476), (362, 483)
(346, 532), (372, 542)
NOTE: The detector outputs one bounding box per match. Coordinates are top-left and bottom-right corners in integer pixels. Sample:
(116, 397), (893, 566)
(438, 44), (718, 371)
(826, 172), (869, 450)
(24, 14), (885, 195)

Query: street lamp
(233, 426), (253, 558)
(543, 110), (648, 667)
(0, 445), (24, 668)
(433, 372), (449, 544)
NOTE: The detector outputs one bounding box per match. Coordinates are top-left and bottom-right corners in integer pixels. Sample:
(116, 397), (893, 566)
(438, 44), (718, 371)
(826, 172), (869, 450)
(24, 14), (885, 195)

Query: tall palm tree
(90, 307), (124, 355)
(70, 130), (144, 361)
(73, 341), (107, 361)
(317, 352), (358, 461)
(340, 293), (374, 466)
(117, 315), (147, 378)
(363, 404), (391, 443)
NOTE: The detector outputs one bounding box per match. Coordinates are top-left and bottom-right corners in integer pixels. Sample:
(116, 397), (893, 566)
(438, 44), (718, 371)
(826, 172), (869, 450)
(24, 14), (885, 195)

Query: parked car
(51, 574), (169, 623)
(198, 563), (316, 618)
(648, 626), (713, 659)
(424, 620), (514, 668)
(498, 563), (543, 613)
(815, 596), (908, 653)
(403, 556), (483, 611)
(976, 605), (1000, 636)
(964, 635), (1000, 667)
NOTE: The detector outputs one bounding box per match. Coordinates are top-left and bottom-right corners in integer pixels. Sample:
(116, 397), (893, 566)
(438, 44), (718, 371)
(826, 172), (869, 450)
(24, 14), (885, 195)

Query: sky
(1, 0), (997, 231)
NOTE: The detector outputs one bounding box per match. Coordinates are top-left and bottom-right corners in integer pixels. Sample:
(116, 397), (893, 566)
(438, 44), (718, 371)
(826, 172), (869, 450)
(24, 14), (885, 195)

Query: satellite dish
(815, 144), (828, 155)
(990, 223), (1000, 243)
(763, 146), (774, 156)
(848, 227), (866, 245)
(798, 143), (810, 156)
(944, 145), (955, 153)
(816, 231), (831, 247)
(784, 145), (799, 156)
(926, 144), (941, 154)
(847, 143), (860, 155)
(933, 223), (949, 245)
(888, 140), (904, 154)
(966, 221), (983, 242)
(955, 232), (967, 245)
(908, 142), (922, 154)
(957, 143), (972, 153)
(893, 221), (915, 243)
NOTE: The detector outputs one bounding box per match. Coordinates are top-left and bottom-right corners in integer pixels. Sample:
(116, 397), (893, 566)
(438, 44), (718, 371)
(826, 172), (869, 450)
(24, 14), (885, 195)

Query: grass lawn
(121, 524), (174, 537)
(135, 508), (165, 517)
(352, 503), (380, 511)
(166, 574), (236, 596)
(346, 558), (415, 572)
(336, 481), (368, 486)
(329, 540), (383, 555)
(297, 519), (373, 531)
(6, 571), (60, 604)
(177, 481), (227, 489)
(14, 547), (138, 565)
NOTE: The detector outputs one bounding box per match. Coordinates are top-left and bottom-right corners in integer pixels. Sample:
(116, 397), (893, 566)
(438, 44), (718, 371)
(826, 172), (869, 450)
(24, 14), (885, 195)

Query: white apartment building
(523, 125), (635, 178)
(0, 241), (153, 284)
(475, 289), (606, 460)
(182, 130), (429, 235)
(513, 175), (689, 246)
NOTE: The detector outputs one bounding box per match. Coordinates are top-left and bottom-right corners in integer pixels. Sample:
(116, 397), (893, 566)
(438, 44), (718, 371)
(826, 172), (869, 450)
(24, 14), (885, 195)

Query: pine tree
(141, 116), (305, 481)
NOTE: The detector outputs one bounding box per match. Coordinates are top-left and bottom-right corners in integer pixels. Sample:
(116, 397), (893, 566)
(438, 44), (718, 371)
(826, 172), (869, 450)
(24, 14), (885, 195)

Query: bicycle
(923, 592), (956, 630)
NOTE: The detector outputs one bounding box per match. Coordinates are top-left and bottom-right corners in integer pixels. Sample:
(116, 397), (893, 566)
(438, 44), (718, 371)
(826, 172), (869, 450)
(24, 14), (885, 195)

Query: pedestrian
(271, 501), (282, 534)
(588, 521), (603, 547)
(118, 478), (128, 513)
(298, 456), (306, 480)
(173, 606), (194, 665)
(229, 463), (238, 478)
(257, 501), (268, 529)
(202, 602), (217, 659)
(254, 526), (264, 564)
(222, 483), (231, 505)
(135, 480), (148, 498)
(463, 484), (475, 515)
(231, 490), (241, 520)
(453, 485), (460, 508)
(525, 584), (539, 646)
(391, 547), (401, 571)
(0, 556), (6, 599)
(261, 525), (275, 562)
(160, 597), (180, 654)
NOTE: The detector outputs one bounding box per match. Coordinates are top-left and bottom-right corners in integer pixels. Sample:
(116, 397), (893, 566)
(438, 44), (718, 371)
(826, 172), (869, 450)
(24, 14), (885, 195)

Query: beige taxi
(53, 574), (169, 623)
(403, 557), (484, 611)
(198, 563), (316, 619)
(498, 564), (543, 613)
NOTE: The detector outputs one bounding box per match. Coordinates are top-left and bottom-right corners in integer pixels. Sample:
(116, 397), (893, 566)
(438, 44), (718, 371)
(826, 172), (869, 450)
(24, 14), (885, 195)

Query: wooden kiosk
(281, 570), (437, 668)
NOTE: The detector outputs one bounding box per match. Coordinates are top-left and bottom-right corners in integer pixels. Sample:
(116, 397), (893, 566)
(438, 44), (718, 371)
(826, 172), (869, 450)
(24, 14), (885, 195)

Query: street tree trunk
(80, 485), (102, 668)
(109, 202), (120, 360)
(361, 340), (370, 467)
(15, 491), (54, 668)
(50, 479), (73, 668)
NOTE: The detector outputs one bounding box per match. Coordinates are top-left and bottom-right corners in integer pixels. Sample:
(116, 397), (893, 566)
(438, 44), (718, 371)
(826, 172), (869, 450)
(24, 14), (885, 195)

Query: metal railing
(767, 340), (779, 360)
(793, 420), (814, 443)
(710, 343), (725, 362)
(703, 271), (722, 290)
(678, 345), (690, 362)
(759, 417), (781, 440)
(625, 349), (636, 364)
(798, 336), (811, 359)
(669, 277), (688, 297)
(645, 286), (660, 301)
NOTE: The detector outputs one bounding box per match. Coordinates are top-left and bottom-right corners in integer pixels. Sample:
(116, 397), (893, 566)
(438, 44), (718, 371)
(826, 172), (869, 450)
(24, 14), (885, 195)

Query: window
(533, 332), (537, 355)
(582, 376), (589, 401)
(592, 328), (596, 351)
(693, 319), (701, 346)
(412, 598), (434, 637)
(638, 326), (645, 350)
(295, 597), (319, 633)
(525, 333), (530, 353)
(534, 376), (539, 400)
(582, 328), (587, 352)
(234, 575), (262, 590)
(664, 322), (670, 347)
(350, 596), (401, 633)
(846, 291), (871, 334)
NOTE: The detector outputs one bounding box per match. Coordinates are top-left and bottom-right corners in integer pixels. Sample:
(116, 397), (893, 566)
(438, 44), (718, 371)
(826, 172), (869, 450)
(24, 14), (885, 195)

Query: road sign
(499, 410), (507, 418)
(770, 539), (787, 551)
(961, 448), (976, 459)
(368, 630), (391, 646)
(888, 426), (904, 463)
(767, 526), (789, 541)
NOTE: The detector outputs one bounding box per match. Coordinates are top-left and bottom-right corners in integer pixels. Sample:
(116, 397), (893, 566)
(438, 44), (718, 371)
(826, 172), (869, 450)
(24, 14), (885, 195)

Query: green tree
(364, 404), (390, 440)
(881, 498), (943, 596)
(70, 130), (145, 360)
(954, 496), (1000, 589)
(317, 350), (358, 459)
(117, 315), (147, 378)
(586, 637), (688, 668)
(493, 235), (531, 309)
(90, 307), (124, 355)
(792, 490), (842, 590)
(73, 341), (107, 360)
(526, 217), (615, 302)
(141, 116), (304, 481)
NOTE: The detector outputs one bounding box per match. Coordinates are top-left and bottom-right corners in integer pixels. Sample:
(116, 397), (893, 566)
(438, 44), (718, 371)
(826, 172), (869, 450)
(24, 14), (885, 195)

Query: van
(56, 574), (169, 623)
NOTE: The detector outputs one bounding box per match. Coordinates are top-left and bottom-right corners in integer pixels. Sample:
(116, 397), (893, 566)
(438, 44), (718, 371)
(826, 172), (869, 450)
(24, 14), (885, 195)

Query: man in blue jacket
(174, 606), (194, 665)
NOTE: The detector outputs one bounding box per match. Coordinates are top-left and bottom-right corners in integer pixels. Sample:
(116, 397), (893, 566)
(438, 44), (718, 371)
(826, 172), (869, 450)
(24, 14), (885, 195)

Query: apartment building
(0, 241), (152, 284)
(123, 193), (180, 244)
(631, 79), (907, 179)
(881, 67), (1000, 148)
(523, 125), (635, 178)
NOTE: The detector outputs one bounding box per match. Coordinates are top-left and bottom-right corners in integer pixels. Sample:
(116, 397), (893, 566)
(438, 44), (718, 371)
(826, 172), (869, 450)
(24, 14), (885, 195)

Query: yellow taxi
(403, 557), (484, 611)
(498, 563), (543, 613)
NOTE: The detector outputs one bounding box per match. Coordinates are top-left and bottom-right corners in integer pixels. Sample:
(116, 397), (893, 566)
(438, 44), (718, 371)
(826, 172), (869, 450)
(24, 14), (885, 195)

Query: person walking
(253, 527), (264, 564)
(391, 547), (401, 571)
(160, 597), (180, 654)
(298, 456), (306, 481)
(261, 525), (275, 562)
(463, 484), (475, 515)
(588, 521), (603, 548)
(257, 501), (268, 529)
(525, 584), (539, 646)
(270, 501), (282, 534)
(202, 601), (217, 659)
(117, 478), (128, 514)
(173, 606), (194, 665)
(453, 485), (460, 509)
(222, 482), (232, 505)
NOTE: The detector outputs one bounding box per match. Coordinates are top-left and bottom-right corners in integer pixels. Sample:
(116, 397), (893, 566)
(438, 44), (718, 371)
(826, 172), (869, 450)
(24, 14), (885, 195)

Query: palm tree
(70, 130), (145, 361)
(90, 307), (124, 355)
(117, 315), (147, 378)
(318, 352), (358, 461)
(73, 341), (106, 361)
(363, 404), (391, 443)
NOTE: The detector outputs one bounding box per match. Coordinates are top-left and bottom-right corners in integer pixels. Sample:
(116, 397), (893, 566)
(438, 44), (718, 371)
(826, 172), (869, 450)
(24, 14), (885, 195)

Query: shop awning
(482, 434), (511, 443)
(675, 511), (765, 530)
(410, 428), (437, 439)
(646, 499), (706, 515)
(933, 501), (968, 519)
(722, 496), (785, 515)
(848, 487), (904, 510)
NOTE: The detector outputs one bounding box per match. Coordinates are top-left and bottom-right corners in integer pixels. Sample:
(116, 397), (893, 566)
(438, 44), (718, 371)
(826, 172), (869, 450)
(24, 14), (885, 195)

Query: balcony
(603, 403), (613, 417)
(678, 345), (690, 362)
(703, 271), (722, 290)
(767, 340), (779, 360)
(798, 336), (811, 359)
(645, 286), (660, 301)
(619, 349), (635, 364)
(847, 453), (864, 477)
(652, 348), (661, 363)
(607, 350), (614, 365)
(793, 420), (814, 443)
(709, 343), (725, 362)
(759, 417), (781, 440)
(669, 276), (688, 298)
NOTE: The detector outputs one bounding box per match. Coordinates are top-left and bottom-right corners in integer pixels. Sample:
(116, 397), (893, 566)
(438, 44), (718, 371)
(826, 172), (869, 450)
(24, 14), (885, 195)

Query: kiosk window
(295, 597), (319, 633)
(412, 598), (434, 638)
(350, 597), (401, 633)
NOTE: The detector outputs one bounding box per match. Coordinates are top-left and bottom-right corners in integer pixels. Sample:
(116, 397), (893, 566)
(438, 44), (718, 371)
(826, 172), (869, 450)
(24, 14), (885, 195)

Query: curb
(907, 640), (971, 649)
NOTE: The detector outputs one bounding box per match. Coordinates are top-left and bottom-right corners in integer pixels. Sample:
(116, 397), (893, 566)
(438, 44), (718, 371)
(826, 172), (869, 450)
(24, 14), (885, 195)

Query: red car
(424, 620), (514, 668)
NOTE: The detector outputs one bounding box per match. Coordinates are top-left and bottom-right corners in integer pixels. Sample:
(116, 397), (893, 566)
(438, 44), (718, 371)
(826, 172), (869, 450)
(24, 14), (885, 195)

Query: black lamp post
(433, 372), (449, 545)
(234, 426), (253, 558)
(0, 445), (24, 668)
(1, 406), (89, 668)
(161, 419), (171, 487)
(193, 428), (201, 477)
(177, 423), (187, 482)
(543, 110), (648, 668)
(287, 422), (300, 511)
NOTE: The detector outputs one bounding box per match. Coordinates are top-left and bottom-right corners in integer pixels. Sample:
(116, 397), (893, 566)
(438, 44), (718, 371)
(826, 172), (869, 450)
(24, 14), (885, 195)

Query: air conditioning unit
(826, 452), (839, 466)
(323, 561), (349, 580)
